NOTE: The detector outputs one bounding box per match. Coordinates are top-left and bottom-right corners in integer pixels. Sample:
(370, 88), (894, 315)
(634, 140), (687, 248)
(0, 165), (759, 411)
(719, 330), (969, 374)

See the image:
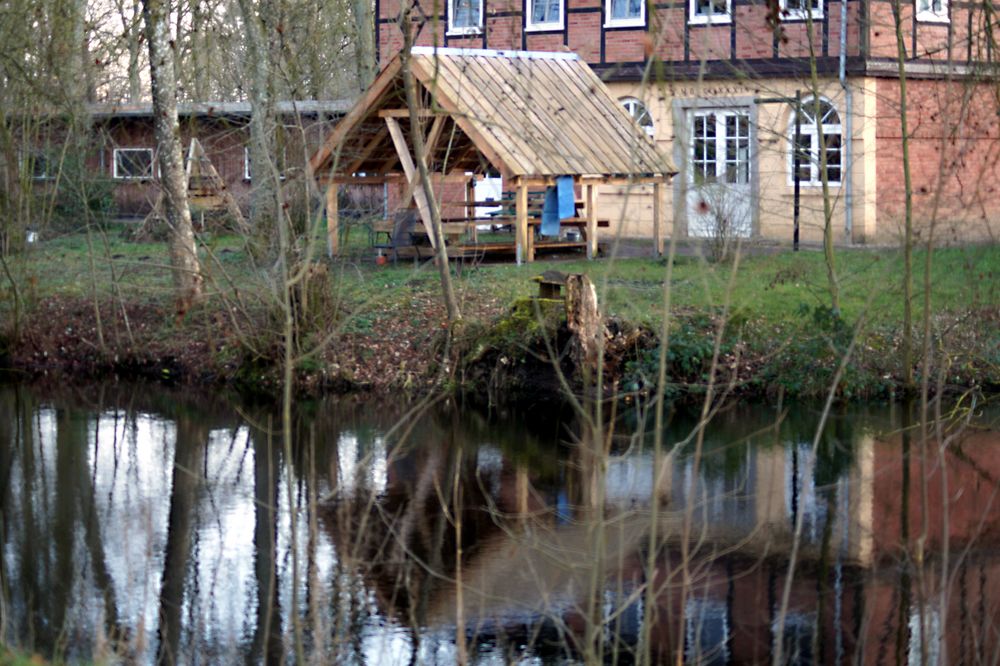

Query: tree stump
(565, 274), (602, 382)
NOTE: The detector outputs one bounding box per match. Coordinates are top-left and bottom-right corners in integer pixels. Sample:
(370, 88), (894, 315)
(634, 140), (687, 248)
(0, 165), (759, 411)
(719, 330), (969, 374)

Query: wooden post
(586, 183), (599, 260)
(653, 180), (663, 257)
(466, 176), (478, 243)
(326, 182), (339, 257)
(516, 180), (529, 265)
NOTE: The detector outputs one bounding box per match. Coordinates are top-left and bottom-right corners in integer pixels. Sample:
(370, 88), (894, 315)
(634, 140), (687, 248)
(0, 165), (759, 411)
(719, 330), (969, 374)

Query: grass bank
(1, 226), (998, 400)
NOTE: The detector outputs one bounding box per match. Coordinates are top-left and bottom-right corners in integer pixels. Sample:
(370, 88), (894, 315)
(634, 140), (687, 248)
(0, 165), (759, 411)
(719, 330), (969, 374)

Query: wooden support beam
(653, 180), (663, 257)
(465, 177), (478, 243)
(516, 180), (530, 265)
(586, 183), (599, 260)
(326, 182), (339, 257)
(344, 126), (390, 174)
(377, 108), (447, 118)
(384, 116), (437, 250)
(401, 116), (446, 207)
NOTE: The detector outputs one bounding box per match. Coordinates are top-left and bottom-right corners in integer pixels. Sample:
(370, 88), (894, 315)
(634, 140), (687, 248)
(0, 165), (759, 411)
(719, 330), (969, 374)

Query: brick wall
(875, 78), (1000, 242)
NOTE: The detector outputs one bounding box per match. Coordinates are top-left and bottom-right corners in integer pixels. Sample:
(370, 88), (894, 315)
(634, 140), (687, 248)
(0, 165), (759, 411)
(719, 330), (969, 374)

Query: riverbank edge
(2, 294), (997, 404)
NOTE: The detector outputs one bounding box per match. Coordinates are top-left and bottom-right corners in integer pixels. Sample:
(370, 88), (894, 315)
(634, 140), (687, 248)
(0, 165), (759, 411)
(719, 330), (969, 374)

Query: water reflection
(0, 384), (997, 664)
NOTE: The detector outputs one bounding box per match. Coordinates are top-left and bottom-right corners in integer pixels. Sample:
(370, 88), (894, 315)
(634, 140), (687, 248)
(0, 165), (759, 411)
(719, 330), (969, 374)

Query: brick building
(26, 101), (350, 220)
(375, 0), (1000, 244)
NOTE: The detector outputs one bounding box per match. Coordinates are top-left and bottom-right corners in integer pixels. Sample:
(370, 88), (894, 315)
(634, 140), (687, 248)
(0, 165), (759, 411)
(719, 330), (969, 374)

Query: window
(916, 0), (948, 22)
(113, 148), (154, 180)
(620, 97), (655, 138)
(685, 598), (730, 665)
(908, 607), (941, 666)
(692, 110), (750, 185)
(448, 0), (482, 34)
(772, 612), (816, 665)
(779, 0), (823, 20)
(788, 97), (842, 186)
(689, 0), (730, 24)
(606, 0), (644, 27)
(244, 146), (288, 181)
(527, 0), (563, 30)
(22, 151), (54, 180)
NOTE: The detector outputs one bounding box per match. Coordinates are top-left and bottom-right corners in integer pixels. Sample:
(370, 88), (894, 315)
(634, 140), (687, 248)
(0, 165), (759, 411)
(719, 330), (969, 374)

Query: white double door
(686, 108), (752, 238)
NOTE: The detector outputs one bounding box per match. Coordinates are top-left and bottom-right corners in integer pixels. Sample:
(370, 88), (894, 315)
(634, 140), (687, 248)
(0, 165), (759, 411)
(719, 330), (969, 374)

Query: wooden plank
(326, 182), (339, 257)
(384, 116), (438, 250)
(431, 56), (534, 170)
(377, 108), (447, 118)
(472, 56), (579, 175)
(469, 55), (581, 175)
(410, 56), (518, 176)
(440, 54), (545, 174)
(516, 180), (530, 265)
(586, 183), (599, 260)
(529, 58), (616, 175)
(465, 177), (478, 243)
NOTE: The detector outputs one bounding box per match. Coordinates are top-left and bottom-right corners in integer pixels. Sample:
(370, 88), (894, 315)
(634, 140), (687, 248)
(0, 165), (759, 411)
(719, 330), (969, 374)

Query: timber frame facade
(376, 0), (1000, 245)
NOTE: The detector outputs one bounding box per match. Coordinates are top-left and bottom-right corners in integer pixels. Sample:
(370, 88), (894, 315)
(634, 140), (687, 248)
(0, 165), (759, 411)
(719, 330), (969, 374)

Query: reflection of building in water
(322, 423), (1000, 663)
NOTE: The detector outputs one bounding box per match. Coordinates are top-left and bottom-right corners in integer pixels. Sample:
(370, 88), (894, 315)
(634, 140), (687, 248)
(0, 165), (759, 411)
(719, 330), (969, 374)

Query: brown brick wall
(603, 28), (647, 63)
(567, 13), (601, 63)
(876, 78), (1000, 242)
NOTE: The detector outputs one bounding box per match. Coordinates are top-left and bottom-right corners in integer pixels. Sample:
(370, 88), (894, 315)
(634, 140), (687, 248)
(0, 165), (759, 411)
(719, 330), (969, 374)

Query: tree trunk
(238, 0), (280, 245)
(143, 0), (204, 314)
(353, 0), (376, 91)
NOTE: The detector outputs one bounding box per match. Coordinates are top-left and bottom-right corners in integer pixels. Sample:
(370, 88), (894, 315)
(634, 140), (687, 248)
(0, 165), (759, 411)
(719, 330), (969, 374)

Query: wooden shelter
(309, 47), (676, 262)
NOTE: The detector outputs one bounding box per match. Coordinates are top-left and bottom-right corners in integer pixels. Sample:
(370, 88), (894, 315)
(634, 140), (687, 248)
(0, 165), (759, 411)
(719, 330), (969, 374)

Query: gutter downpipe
(840, 0), (854, 241)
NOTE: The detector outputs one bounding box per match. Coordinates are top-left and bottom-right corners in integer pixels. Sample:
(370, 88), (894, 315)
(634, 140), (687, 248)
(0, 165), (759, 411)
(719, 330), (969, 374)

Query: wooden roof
(309, 47), (676, 181)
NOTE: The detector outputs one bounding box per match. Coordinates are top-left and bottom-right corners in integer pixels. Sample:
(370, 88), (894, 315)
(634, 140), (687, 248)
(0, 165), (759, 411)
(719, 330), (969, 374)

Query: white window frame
(787, 97), (843, 188)
(605, 0), (645, 28)
(113, 148), (155, 181)
(916, 0), (948, 23)
(779, 0), (823, 20)
(688, 0), (731, 25)
(620, 97), (656, 139)
(447, 0), (483, 35)
(526, 0), (565, 31)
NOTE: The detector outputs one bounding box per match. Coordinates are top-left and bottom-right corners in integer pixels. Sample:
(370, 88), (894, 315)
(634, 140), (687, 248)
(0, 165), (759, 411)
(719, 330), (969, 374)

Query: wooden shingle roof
(310, 47), (675, 181)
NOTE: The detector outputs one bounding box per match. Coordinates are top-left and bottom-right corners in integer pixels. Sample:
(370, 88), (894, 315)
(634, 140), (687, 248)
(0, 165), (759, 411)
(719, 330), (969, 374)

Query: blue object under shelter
(540, 175), (576, 236)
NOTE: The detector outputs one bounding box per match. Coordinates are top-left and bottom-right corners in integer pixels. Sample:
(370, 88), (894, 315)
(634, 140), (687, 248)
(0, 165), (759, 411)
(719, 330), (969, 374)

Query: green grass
(11, 228), (997, 328)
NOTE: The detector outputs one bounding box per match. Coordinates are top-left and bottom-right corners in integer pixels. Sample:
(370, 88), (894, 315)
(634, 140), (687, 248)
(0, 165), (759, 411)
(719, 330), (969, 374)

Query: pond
(0, 382), (997, 664)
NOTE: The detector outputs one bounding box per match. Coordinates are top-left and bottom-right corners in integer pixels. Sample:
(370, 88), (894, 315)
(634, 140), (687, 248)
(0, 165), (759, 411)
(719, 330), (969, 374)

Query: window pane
(454, 0), (479, 27)
(695, 0), (724, 16)
(532, 0), (559, 23)
(116, 149), (153, 179)
(612, 0), (640, 19)
(824, 132), (842, 182)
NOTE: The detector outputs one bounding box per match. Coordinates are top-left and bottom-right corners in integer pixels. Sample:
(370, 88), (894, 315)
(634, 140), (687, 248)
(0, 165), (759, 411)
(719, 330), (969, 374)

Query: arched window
(789, 97), (842, 185)
(620, 97), (655, 138)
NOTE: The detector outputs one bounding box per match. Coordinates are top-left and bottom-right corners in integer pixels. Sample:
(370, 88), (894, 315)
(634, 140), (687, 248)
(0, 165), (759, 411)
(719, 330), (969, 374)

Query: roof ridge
(410, 46), (579, 61)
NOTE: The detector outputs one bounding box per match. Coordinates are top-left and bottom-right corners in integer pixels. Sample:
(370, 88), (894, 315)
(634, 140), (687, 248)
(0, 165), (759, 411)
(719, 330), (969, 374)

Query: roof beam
(377, 108), (447, 118)
(343, 125), (389, 174)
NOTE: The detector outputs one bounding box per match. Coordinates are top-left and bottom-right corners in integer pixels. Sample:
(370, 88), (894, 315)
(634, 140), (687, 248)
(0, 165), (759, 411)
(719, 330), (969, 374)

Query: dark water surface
(0, 382), (998, 664)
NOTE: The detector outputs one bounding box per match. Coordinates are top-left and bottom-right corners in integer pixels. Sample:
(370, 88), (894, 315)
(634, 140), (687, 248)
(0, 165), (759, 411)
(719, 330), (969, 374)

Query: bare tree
(142, 0), (203, 312)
